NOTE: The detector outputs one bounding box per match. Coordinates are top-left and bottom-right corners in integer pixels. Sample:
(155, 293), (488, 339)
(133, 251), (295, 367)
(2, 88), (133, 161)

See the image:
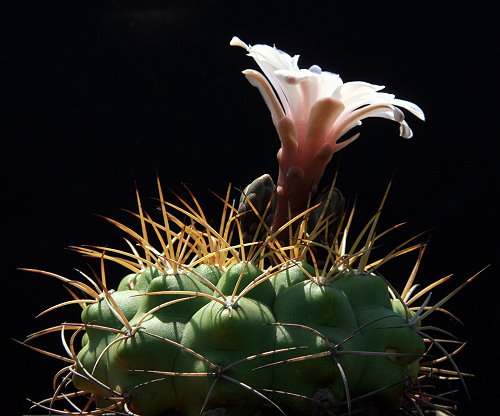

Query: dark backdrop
(4, 2), (497, 415)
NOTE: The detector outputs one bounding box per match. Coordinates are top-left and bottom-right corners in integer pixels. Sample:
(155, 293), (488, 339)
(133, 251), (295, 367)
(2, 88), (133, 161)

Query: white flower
(230, 36), (425, 229)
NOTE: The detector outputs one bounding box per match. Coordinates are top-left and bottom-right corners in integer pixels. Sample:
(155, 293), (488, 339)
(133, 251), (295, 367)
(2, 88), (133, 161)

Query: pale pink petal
(242, 69), (285, 126)
(316, 70), (343, 98)
(399, 120), (414, 138)
(331, 81), (385, 104)
(334, 132), (361, 152)
(392, 98), (425, 121)
(302, 97), (345, 163)
(276, 116), (299, 181)
(329, 103), (403, 144)
(231, 37), (293, 115)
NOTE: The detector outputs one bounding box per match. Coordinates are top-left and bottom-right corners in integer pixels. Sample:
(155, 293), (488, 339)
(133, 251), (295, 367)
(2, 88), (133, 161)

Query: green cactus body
(117, 266), (163, 292)
(186, 264), (223, 287)
(333, 272), (425, 409)
(269, 261), (315, 296)
(175, 297), (276, 415)
(272, 278), (364, 412)
(108, 318), (181, 416)
(72, 290), (143, 399)
(113, 268), (220, 415)
(24, 175), (461, 416)
(66, 260), (430, 415)
(216, 262), (275, 307)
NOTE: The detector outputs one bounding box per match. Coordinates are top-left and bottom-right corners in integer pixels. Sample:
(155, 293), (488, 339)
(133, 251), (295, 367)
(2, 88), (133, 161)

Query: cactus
(19, 37), (480, 416)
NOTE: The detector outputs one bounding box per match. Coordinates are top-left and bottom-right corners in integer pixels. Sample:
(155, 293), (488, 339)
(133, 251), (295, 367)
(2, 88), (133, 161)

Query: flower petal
(310, 142), (335, 188)
(242, 69), (285, 125)
(276, 116), (299, 170)
(246, 44), (299, 115)
(273, 69), (314, 130)
(248, 44), (299, 72)
(392, 98), (425, 121)
(231, 37), (294, 116)
(230, 36), (249, 49)
(399, 120), (414, 138)
(274, 69), (317, 85)
(334, 132), (361, 152)
(302, 97), (345, 160)
(316, 70), (344, 98)
(328, 103), (402, 145)
(331, 81), (385, 104)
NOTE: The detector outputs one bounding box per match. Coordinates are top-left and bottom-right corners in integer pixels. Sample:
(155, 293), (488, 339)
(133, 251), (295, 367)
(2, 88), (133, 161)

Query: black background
(4, 1), (498, 415)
